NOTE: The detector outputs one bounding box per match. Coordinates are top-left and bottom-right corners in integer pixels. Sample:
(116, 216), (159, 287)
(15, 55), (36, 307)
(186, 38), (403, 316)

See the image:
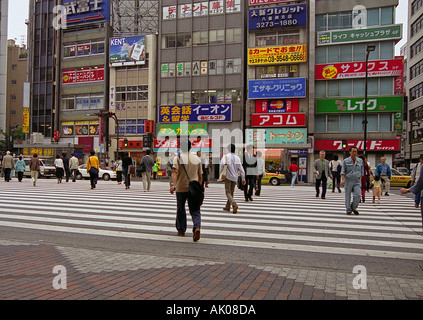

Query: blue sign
(249, 4), (307, 31)
(158, 104), (232, 123)
(63, 0), (110, 25)
(110, 36), (146, 66)
(248, 78), (306, 99)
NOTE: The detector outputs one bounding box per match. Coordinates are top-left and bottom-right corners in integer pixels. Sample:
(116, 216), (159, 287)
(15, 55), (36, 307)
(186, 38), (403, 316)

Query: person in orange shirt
(86, 150), (99, 189)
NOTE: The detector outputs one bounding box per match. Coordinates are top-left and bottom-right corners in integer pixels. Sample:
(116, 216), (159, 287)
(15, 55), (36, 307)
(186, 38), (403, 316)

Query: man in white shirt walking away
(220, 144), (246, 214)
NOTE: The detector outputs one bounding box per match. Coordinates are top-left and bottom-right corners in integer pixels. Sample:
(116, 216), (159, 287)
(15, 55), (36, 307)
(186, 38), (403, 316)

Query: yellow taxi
(261, 170), (286, 186)
(370, 167), (411, 188)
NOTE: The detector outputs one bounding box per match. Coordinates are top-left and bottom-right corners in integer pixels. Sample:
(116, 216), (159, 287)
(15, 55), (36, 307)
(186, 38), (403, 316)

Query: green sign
(394, 112), (403, 134)
(317, 25), (402, 45)
(158, 123), (208, 136)
(246, 128), (307, 145)
(316, 96), (403, 114)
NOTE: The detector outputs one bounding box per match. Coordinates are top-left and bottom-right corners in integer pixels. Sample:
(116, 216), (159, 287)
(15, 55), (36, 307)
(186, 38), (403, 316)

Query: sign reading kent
(110, 36), (146, 66)
(248, 4), (307, 30)
(316, 96), (403, 113)
(63, 0), (110, 25)
(317, 25), (402, 45)
(158, 104), (232, 123)
(248, 78), (306, 99)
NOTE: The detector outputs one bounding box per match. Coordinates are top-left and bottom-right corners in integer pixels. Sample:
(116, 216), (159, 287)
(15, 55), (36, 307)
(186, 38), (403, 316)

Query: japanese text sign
(316, 96), (403, 114)
(317, 25), (402, 45)
(251, 113), (306, 127)
(255, 99), (299, 113)
(249, 0), (292, 5)
(248, 45), (307, 65)
(63, 0), (110, 25)
(315, 140), (399, 151)
(158, 123), (208, 136)
(248, 78), (306, 99)
(315, 58), (404, 80)
(62, 66), (104, 84)
(158, 104), (232, 123)
(248, 4), (306, 30)
(154, 139), (212, 153)
(246, 128), (307, 144)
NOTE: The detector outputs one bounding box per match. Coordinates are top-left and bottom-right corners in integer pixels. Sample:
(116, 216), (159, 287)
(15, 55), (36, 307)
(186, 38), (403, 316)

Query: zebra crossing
(0, 179), (422, 261)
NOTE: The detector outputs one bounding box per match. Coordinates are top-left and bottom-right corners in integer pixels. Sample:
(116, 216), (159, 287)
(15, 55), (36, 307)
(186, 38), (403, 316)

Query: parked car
(14, 157), (56, 178)
(261, 170), (286, 186)
(75, 164), (116, 181)
(395, 167), (410, 175)
(370, 167), (411, 188)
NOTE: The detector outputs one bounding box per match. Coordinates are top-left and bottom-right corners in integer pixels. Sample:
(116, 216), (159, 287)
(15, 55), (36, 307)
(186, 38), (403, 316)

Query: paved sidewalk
(1, 239), (423, 300)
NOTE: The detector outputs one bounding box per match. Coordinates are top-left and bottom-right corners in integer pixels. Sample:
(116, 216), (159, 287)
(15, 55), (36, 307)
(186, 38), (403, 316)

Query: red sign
(255, 99), (299, 113)
(315, 58), (404, 80)
(63, 66), (105, 84)
(119, 140), (143, 149)
(249, 0), (291, 5)
(315, 140), (400, 151)
(54, 130), (60, 141)
(251, 113), (306, 127)
(153, 139), (212, 149)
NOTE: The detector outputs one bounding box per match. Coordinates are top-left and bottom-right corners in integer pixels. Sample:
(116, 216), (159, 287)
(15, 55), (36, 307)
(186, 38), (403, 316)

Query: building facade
(0, 0), (8, 133)
(406, 0), (423, 168)
(313, 0), (403, 170)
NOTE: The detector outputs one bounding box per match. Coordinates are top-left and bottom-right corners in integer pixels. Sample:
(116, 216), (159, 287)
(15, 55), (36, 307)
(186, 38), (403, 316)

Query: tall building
(406, 0), (423, 168)
(0, 0), (8, 134)
(6, 39), (28, 131)
(313, 0), (403, 170)
(158, 0), (246, 176)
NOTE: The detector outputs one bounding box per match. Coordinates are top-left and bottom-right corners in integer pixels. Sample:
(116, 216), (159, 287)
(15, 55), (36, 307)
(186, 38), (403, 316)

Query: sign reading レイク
(248, 45), (307, 65)
(158, 104), (232, 123)
(248, 4), (307, 30)
(316, 96), (403, 113)
(317, 25), (402, 45)
(315, 58), (404, 80)
(248, 78), (306, 99)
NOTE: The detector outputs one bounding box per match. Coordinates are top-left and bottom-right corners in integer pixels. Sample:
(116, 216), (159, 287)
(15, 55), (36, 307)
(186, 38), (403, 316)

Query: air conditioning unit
(30, 133), (44, 144)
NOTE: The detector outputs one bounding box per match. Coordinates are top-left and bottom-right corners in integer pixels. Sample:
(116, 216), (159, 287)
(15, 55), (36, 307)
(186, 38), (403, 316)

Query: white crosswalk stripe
(0, 180), (422, 260)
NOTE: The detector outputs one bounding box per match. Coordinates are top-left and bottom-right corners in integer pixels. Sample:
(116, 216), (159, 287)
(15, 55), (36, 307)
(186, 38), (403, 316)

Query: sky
(7, 0), (408, 52)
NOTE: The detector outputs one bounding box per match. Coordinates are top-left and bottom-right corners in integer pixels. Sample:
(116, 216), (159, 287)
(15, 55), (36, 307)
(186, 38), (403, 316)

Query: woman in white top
(54, 154), (65, 183)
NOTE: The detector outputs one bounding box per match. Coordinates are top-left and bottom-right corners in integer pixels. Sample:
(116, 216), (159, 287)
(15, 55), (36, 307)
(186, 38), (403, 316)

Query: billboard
(246, 128), (307, 145)
(315, 59), (404, 80)
(248, 78), (306, 99)
(316, 96), (403, 113)
(63, 0), (110, 25)
(251, 113), (306, 127)
(315, 140), (400, 152)
(317, 25), (402, 45)
(62, 66), (105, 84)
(110, 36), (146, 66)
(255, 99), (299, 113)
(158, 123), (208, 136)
(249, 0), (292, 5)
(248, 45), (307, 65)
(248, 4), (307, 31)
(158, 104), (232, 123)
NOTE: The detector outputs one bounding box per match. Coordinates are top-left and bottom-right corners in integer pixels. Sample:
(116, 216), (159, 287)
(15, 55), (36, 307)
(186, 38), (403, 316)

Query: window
(163, 34), (176, 48)
(255, 30), (299, 47)
(63, 40), (105, 58)
(411, 59), (423, 80)
(177, 33), (192, 47)
(381, 7), (393, 25)
(340, 45), (352, 62)
(209, 29), (224, 44)
(327, 115), (340, 131)
(226, 28), (242, 43)
(412, 0), (423, 16)
(410, 82), (423, 101)
(367, 8), (380, 26)
(353, 115), (364, 132)
(193, 31), (208, 46)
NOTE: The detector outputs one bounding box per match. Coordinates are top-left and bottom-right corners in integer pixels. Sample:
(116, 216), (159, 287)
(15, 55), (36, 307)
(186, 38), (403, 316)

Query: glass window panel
(340, 12), (352, 29)
(367, 114), (379, 132)
(353, 114), (364, 132)
(353, 79), (365, 96)
(380, 41), (394, 59)
(327, 115), (340, 132)
(226, 28), (234, 43)
(379, 77), (393, 95)
(379, 114), (392, 131)
(368, 43), (379, 60)
(340, 45), (352, 62)
(340, 79), (352, 96)
(381, 7), (393, 25)
(367, 8), (380, 26)
(328, 80), (339, 96)
(316, 14), (327, 31)
(328, 46), (339, 62)
(315, 81), (326, 98)
(367, 78), (378, 95)
(316, 47), (326, 64)
(328, 13), (340, 30)
(315, 115), (326, 132)
(353, 43), (366, 61)
(340, 114), (352, 132)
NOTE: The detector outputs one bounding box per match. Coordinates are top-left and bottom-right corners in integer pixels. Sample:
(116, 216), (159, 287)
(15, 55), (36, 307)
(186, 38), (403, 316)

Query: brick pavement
(1, 240), (423, 300)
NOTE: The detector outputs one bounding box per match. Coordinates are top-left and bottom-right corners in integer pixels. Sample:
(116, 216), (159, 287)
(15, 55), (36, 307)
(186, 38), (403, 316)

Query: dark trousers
(89, 172), (98, 188)
(65, 169), (70, 182)
(4, 168), (11, 181)
(176, 192), (201, 233)
(17, 171), (23, 182)
(244, 175), (255, 199)
(123, 169), (130, 187)
(331, 171), (340, 191)
(255, 174), (263, 195)
(71, 169), (78, 182)
(116, 171), (122, 183)
(316, 174), (327, 198)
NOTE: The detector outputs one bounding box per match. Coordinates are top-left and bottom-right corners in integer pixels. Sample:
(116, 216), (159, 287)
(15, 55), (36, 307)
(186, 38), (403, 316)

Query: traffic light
(342, 139), (347, 149)
(123, 138), (128, 147)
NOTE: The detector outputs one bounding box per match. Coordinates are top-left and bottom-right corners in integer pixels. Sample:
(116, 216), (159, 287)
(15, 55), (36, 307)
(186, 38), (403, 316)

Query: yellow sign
(248, 45), (307, 65)
(23, 108), (30, 133)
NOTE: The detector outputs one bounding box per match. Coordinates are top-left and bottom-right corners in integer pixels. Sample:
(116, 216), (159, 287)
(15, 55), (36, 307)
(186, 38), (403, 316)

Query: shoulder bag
(219, 155), (228, 181)
(180, 158), (204, 207)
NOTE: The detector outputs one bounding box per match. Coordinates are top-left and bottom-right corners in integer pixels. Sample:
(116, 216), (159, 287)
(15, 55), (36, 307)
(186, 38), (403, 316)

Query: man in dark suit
(243, 145), (258, 202)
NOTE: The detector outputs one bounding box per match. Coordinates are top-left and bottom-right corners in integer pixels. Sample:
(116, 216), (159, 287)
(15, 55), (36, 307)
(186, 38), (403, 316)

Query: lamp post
(363, 44), (376, 156)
